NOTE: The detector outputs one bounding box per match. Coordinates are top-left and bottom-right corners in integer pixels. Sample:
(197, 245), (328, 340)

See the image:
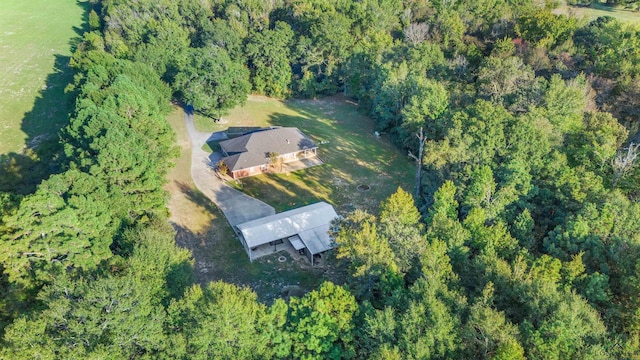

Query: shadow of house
(227, 126), (263, 138)
(207, 131), (228, 143)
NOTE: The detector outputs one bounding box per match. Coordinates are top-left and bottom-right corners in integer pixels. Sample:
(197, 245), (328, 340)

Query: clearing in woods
(167, 95), (415, 300)
(165, 107), (331, 303)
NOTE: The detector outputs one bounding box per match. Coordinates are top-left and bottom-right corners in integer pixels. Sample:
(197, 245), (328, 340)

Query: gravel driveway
(184, 107), (275, 227)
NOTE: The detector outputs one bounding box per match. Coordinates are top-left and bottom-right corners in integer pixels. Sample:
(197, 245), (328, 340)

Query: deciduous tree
(246, 22), (294, 98)
(175, 47), (250, 120)
(287, 282), (358, 359)
(166, 282), (271, 359)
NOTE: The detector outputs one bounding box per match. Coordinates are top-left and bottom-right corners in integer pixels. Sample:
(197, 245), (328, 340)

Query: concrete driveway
(184, 107), (275, 227)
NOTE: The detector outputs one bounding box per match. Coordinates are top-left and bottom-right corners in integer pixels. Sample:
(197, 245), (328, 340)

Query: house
(235, 202), (338, 265)
(218, 127), (318, 179)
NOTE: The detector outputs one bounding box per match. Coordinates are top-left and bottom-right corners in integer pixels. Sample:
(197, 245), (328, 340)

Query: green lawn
(0, 0), (87, 155)
(199, 95), (415, 213)
(555, 1), (640, 24)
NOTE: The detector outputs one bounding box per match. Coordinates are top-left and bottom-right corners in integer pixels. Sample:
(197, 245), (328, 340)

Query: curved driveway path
(184, 108), (275, 227)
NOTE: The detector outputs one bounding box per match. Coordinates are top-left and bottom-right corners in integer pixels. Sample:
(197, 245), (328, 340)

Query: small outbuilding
(235, 202), (338, 264)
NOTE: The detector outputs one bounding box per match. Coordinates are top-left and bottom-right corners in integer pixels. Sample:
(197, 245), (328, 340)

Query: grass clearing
(169, 95), (413, 300)
(165, 107), (331, 302)
(0, 0), (87, 155)
(201, 95), (415, 213)
(555, 1), (640, 24)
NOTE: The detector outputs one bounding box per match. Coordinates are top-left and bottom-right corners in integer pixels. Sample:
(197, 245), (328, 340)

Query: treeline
(1, 0), (640, 358)
(344, 3), (640, 357)
(0, 12), (192, 340)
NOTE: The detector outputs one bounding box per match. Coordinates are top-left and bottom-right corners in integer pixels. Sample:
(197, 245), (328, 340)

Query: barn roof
(298, 224), (334, 255)
(236, 202), (337, 250)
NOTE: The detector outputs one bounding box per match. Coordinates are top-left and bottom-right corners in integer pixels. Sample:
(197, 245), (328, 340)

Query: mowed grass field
(0, 0), (86, 155)
(555, 2), (640, 24)
(197, 95), (415, 213)
(165, 107), (329, 302)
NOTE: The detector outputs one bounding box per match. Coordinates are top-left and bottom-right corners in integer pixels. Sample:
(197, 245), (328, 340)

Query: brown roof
(219, 127), (317, 171)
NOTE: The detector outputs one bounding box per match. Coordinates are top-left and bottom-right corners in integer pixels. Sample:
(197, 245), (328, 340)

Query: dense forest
(1, 0), (640, 358)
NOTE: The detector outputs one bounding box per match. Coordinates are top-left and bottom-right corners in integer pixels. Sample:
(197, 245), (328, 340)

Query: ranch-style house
(218, 127), (318, 179)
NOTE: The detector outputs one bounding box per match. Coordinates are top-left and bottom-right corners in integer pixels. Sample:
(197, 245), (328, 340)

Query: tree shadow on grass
(175, 180), (222, 216)
(0, 151), (53, 195)
(234, 171), (327, 213)
(0, 55), (75, 194)
(22, 0), (89, 149)
(0, 1), (90, 195)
